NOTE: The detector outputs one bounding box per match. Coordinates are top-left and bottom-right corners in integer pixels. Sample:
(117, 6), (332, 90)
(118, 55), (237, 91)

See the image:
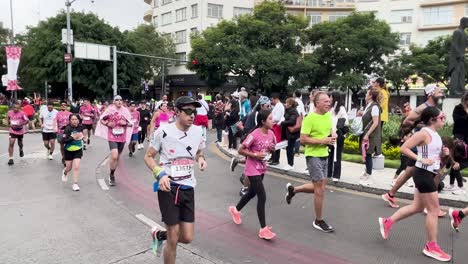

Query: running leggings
(450, 161), (468, 188)
(395, 154), (409, 175)
(236, 175), (266, 228)
(139, 125), (148, 144)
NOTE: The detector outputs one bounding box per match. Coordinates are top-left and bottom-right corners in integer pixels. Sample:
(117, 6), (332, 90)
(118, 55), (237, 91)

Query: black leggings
(396, 154), (409, 175)
(450, 161), (468, 188)
(138, 125), (148, 144)
(236, 175), (266, 228)
(228, 127), (237, 149)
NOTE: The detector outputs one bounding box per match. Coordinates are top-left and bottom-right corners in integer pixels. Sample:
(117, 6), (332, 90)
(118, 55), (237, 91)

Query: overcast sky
(0, 0), (148, 34)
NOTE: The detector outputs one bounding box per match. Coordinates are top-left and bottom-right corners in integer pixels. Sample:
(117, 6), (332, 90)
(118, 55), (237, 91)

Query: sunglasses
(437, 113), (446, 121)
(114, 99), (122, 102)
(180, 108), (197, 116)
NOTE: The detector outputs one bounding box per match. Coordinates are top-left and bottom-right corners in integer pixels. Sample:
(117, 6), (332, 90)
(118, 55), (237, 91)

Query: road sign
(74, 42), (111, 61)
(1, 75), (8, 87)
(61, 28), (74, 44)
(64, 53), (73, 63)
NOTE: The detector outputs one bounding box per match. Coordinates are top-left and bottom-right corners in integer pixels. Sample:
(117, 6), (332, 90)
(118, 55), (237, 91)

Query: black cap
(175, 96), (201, 109)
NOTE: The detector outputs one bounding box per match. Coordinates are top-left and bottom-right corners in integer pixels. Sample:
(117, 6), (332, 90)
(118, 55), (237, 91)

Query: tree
(188, 0), (308, 94)
(0, 24), (10, 78)
(305, 12), (399, 93)
(381, 52), (413, 96)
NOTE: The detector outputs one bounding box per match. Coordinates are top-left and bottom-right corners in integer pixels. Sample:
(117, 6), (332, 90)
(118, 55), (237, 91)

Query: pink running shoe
(449, 208), (461, 231)
(229, 206), (242, 225)
(259, 226), (276, 240)
(378, 217), (393, 239)
(381, 193), (399, 208)
(422, 241), (451, 262)
(423, 208), (447, 218)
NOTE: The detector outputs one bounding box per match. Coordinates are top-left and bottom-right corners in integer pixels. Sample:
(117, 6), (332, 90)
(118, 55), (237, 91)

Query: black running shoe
(313, 220), (334, 233)
(8, 159), (14, 165)
(109, 175), (115, 186)
(129, 152), (133, 157)
(83, 144), (87, 150)
(285, 183), (295, 204)
(239, 174), (245, 185)
(230, 158), (239, 172)
(87, 139), (90, 145)
(19, 149), (24, 157)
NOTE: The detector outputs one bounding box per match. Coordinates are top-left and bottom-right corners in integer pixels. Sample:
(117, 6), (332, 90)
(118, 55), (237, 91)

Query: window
(175, 30), (187, 44)
(190, 27), (199, 35)
(153, 16), (158, 28)
(162, 0), (172, 5)
(175, 52), (187, 65)
(176, 8), (187, 22)
(465, 4), (468, 17)
(423, 6), (453, 26)
(390, 10), (413, 24)
(207, 4), (223, 18)
(233, 7), (252, 17)
(162, 33), (171, 39)
(191, 4), (198, 18)
(328, 12), (349, 22)
(399, 33), (411, 45)
(307, 11), (321, 26)
(161, 12), (172, 25)
(153, 0), (158, 8)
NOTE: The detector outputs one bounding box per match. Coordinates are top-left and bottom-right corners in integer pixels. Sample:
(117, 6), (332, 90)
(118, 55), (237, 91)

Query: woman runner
(128, 101), (140, 157)
(55, 101), (72, 166)
(61, 114), (84, 191)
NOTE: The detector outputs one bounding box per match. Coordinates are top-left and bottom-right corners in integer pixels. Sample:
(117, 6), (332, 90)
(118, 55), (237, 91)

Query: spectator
(294, 90), (306, 156)
(22, 101), (36, 130)
(328, 91), (348, 182)
(194, 94), (209, 140)
(452, 92), (468, 142)
(282, 98), (300, 170)
(213, 94), (225, 143)
(372, 77), (389, 128)
(269, 93), (285, 166)
(225, 98), (240, 150)
(239, 91), (251, 120)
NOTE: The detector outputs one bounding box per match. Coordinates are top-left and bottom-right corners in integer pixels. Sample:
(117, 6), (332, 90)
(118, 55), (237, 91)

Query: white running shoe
(48, 154), (54, 160)
(282, 165), (294, 171)
(62, 169), (68, 182)
(445, 185), (457, 192)
(332, 178), (339, 182)
(72, 183), (80, 191)
(453, 189), (466, 195)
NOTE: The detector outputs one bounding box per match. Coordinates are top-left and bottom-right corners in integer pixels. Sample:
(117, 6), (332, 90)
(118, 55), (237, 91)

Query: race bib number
(83, 116), (91, 121)
(170, 158), (194, 181)
(112, 128), (124, 135)
(144, 117), (148, 121)
(11, 120), (19, 126)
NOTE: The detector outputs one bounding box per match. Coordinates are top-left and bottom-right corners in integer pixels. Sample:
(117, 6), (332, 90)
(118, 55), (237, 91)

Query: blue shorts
(131, 133), (139, 141)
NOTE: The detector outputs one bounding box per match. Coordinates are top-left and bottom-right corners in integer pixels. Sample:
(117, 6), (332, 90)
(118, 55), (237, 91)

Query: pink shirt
(55, 111), (72, 134)
(130, 110), (140, 134)
(8, 110), (28, 135)
(103, 111), (129, 142)
(155, 111), (169, 127)
(242, 128), (276, 177)
(80, 105), (95, 125)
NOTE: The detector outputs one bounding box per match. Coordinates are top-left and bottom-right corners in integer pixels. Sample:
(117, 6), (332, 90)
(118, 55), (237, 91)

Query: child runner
(128, 101), (140, 157)
(7, 102), (29, 165)
(378, 107), (451, 262)
(39, 101), (58, 160)
(61, 114), (84, 191)
(228, 109), (277, 240)
(55, 101), (72, 166)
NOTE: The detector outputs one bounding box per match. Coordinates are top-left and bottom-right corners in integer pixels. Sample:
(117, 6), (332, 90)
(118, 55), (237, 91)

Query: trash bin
(373, 154), (385, 170)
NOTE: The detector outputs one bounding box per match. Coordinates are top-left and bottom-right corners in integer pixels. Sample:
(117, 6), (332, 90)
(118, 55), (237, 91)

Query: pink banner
(5, 46), (22, 91)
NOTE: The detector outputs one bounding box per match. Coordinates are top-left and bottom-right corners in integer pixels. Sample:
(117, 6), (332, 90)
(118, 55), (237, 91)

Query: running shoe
(72, 183), (80, 191)
(359, 172), (371, 186)
(378, 217), (393, 239)
(285, 183), (295, 204)
(7, 159), (13, 165)
(282, 165), (294, 171)
(453, 189), (466, 195)
(445, 185), (457, 192)
(230, 157), (239, 172)
(129, 151), (133, 157)
(239, 187), (248, 196)
(19, 149), (24, 157)
(151, 226), (165, 256)
(449, 208), (462, 231)
(423, 208), (447, 217)
(381, 193), (399, 208)
(62, 169), (68, 182)
(258, 226), (276, 240)
(83, 144), (87, 150)
(332, 178), (339, 182)
(228, 206), (242, 224)
(109, 175), (115, 186)
(422, 242), (451, 262)
(313, 220), (334, 233)
(48, 154), (53, 160)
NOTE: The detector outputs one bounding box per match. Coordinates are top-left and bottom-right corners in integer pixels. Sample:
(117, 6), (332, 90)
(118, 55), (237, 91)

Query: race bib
(83, 116), (91, 121)
(138, 126), (142, 132)
(170, 158), (194, 181)
(112, 128), (124, 135)
(144, 117), (148, 121)
(11, 120), (19, 126)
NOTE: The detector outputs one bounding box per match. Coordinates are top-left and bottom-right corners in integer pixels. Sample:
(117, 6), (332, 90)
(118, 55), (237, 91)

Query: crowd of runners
(5, 83), (468, 264)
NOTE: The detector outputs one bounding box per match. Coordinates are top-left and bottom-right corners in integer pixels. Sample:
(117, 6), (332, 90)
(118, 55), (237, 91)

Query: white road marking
(135, 214), (166, 231)
(98, 179), (109, 190)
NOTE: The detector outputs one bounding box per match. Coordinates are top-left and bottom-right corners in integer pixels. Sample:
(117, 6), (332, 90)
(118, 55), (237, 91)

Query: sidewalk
(217, 142), (468, 208)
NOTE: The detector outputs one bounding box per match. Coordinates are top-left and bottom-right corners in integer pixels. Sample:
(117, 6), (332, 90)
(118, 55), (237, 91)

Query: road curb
(216, 143), (468, 208)
(0, 129), (42, 134)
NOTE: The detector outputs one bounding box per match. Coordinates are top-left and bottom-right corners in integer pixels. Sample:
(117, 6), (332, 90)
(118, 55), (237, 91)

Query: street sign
(61, 28), (74, 44)
(74, 42), (111, 61)
(1, 75), (8, 87)
(64, 53), (73, 63)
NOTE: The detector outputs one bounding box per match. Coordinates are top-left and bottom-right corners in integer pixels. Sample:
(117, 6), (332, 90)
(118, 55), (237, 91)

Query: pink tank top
(155, 111), (169, 127)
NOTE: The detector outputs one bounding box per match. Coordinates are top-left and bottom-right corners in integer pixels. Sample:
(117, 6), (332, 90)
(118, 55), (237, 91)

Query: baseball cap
(175, 96), (201, 109)
(424, 84), (438, 96)
(114, 95), (123, 101)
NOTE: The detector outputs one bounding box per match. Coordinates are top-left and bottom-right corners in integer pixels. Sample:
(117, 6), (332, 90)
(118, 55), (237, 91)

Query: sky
(0, 0), (149, 34)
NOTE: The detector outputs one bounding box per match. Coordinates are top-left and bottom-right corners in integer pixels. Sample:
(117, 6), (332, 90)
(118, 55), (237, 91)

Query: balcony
(420, 0), (468, 8)
(144, 9), (153, 23)
(144, 0), (152, 5)
(281, 0), (355, 11)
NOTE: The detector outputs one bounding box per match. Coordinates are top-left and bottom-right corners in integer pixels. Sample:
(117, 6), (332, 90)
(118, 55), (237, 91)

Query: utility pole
(9, 0), (17, 102)
(161, 62), (165, 97)
(65, 0), (75, 103)
(113, 46), (117, 96)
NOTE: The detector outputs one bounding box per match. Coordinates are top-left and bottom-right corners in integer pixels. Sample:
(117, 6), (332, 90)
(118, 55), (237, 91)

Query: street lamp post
(65, 0), (75, 103)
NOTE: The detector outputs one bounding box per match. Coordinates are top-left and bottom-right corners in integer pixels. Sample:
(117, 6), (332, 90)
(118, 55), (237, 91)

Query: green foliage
(381, 52), (413, 95)
(382, 114), (403, 144)
(0, 105), (8, 115)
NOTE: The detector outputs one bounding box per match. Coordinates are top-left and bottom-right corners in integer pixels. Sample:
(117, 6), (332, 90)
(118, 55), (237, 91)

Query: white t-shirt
(40, 109), (58, 133)
(272, 102), (285, 123)
(295, 97), (306, 116)
(150, 123), (206, 188)
(331, 105), (349, 132)
(196, 99), (209, 116)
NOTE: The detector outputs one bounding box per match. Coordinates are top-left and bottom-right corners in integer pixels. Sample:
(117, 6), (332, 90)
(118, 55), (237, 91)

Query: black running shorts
(83, 124), (93, 131)
(42, 132), (57, 141)
(413, 167), (437, 193)
(158, 186), (195, 225)
(64, 149), (83, 161)
(9, 133), (23, 139)
(108, 141), (125, 153)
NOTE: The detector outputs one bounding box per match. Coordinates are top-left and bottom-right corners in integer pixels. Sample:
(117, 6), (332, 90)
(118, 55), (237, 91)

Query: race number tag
(83, 116), (91, 121)
(170, 158), (194, 181)
(11, 120), (19, 125)
(138, 126), (142, 132)
(112, 128), (124, 135)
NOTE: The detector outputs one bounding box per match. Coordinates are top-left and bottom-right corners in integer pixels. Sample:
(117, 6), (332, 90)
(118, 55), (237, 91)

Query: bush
(0, 105), (8, 115)
(382, 114), (402, 144)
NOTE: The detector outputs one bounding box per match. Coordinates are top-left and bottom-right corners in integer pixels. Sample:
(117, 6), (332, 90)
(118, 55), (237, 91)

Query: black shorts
(83, 124), (93, 131)
(406, 158), (416, 167)
(158, 186), (195, 225)
(42, 132), (57, 141)
(28, 116), (34, 121)
(108, 141), (125, 153)
(413, 167), (437, 193)
(64, 149), (83, 161)
(9, 133), (23, 139)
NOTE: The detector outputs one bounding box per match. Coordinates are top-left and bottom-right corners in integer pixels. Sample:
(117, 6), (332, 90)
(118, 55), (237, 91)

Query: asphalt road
(1, 132), (467, 264)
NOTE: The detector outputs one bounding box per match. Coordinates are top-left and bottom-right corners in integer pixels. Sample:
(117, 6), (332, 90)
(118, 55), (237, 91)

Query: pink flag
(5, 46), (22, 91)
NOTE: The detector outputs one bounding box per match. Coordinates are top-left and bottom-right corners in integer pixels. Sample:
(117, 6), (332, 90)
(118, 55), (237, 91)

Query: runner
(7, 102), (29, 165)
(39, 101), (58, 160)
(228, 109), (277, 240)
(55, 101), (72, 166)
(79, 98), (96, 150)
(137, 101), (151, 149)
(194, 94), (209, 141)
(150, 102), (170, 137)
(96, 95), (133, 186)
(382, 84), (444, 208)
(61, 114), (84, 191)
(144, 96), (206, 263)
(285, 91), (336, 233)
(449, 207), (468, 231)
(378, 107), (451, 262)
(128, 101), (140, 157)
